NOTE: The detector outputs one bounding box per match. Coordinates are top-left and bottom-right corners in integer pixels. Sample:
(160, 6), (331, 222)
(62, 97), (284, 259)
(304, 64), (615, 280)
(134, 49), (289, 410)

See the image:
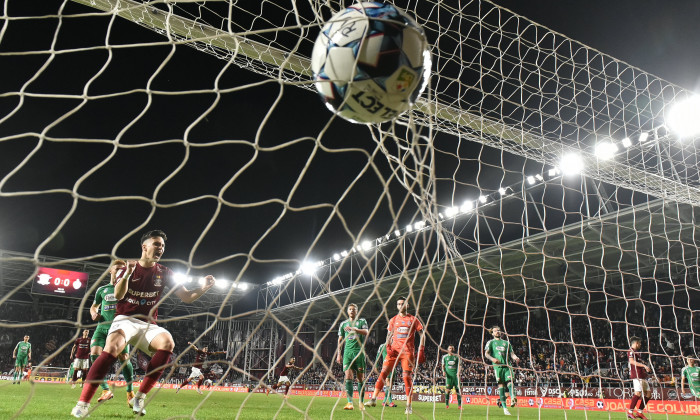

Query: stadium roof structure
(0, 251), (249, 324)
(258, 198), (700, 327)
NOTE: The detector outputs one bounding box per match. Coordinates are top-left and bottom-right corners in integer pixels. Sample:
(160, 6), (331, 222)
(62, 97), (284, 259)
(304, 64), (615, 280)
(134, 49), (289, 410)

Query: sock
(445, 388), (450, 406)
(196, 378), (204, 389)
(358, 379), (365, 403)
(180, 379), (190, 389)
(13, 370), (18, 381)
(403, 374), (413, 400)
(639, 394), (651, 410)
(139, 350), (172, 395)
(79, 353), (117, 403)
(284, 385), (290, 395)
(507, 382), (515, 401)
(499, 386), (507, 407)
(457, 391), (462, 407)
(374, 370), (388, 399)
(81, 370), (89, 383)
(345, 379), (354, 403)
(122, 360), (134, 392)
(91, 355), (110, 391)
(630, 394), (640, 411)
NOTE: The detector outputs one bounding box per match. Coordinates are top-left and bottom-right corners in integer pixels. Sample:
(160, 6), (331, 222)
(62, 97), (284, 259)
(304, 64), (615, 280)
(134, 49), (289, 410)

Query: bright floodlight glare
(560, 153), (584, 176)
(498, 188), (507, 195)
(621, 137), (632, 148)
(406, 224), (413, 232)
(414, 221), (425, 230)
(361, 240), (372, 251)
(638, 132), (649, 142)
(526, 176), (536, 185)
(460, 201), (473, 213)
(445, 206), (458, 217)
(174, 273), (193, 284)
(478, 195), (487, 203)
(198, 277), (206, 285)
(394, 230), (401, 237)
(215, 279), (228, 289)
(341, 250), (349, 257)
(300, 261), (317, 275)
(333, 253), (341, 261)
(238, 282), (248, 291)
(594, 142), (618, 160)
(667, 96), (700, 138)
(535, 174), (543, 181)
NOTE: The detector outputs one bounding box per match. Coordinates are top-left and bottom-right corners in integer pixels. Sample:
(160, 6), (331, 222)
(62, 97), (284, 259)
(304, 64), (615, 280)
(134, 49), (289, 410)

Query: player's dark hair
(141, 229), (167, 244)
(397, 296), (407, 303)
(630, 336), (642, 345)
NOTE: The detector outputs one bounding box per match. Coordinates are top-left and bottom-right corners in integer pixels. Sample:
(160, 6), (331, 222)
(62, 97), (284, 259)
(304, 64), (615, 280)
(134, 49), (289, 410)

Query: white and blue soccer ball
(311, 2), (431, 124)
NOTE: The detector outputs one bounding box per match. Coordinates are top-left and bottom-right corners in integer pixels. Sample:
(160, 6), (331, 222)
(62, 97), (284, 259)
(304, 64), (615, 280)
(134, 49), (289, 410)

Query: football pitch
(0, 382), (695, 419)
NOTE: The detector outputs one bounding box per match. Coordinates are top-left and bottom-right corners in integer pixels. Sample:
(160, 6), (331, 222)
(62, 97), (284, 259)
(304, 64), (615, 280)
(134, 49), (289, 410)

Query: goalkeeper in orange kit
(364, 297), (425, 415)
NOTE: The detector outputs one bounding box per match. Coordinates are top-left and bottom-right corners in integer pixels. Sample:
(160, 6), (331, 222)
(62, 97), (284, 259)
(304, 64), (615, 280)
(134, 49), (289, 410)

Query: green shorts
(15, 356), (28, 367)
(91, 328), (129, 355)
(445, 373), (460, 390)
(493, 365), (513, 384)
(343, 350), (365, 373)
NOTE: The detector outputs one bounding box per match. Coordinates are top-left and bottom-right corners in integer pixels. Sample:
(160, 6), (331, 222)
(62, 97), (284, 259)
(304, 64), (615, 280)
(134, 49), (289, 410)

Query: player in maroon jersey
(627, 336), (653, 420)
(71, 230), (217, 418)
(70, 330), (92, 388)
(176, 342), (226, 394)
(268, 357), (301, 398)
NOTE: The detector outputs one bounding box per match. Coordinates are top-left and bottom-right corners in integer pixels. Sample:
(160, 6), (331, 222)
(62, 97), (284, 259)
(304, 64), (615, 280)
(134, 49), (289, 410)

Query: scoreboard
(31, 267), (89, 299)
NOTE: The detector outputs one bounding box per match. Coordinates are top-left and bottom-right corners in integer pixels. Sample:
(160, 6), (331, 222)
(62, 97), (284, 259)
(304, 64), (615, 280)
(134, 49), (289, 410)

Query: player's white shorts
(632, 378), (650, 393)
(73, 358), (90, 369)
(188, 367), (203, 380)
(108, 315), (170, 356)
(277, 375), (290, 384)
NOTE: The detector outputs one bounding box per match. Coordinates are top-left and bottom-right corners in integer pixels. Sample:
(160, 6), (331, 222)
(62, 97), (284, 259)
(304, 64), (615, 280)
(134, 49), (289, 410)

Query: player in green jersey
(90, 260), (136, 406)
(373, 343), (397, 407)
(485, 326), (520, 416)
(681, 356), (700, 398)
(337, 303), (369, 410)
(442, 345), (462, 409)
(12, 335), (31, 384)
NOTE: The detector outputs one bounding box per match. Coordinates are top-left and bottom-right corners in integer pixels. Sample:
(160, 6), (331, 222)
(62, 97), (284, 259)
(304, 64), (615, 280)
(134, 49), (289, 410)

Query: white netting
(1, 0), (699, 418)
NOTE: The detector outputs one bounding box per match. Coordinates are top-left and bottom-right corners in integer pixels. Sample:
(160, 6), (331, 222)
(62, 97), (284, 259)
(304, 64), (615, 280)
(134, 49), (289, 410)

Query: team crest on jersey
(154, 276), (162, 287)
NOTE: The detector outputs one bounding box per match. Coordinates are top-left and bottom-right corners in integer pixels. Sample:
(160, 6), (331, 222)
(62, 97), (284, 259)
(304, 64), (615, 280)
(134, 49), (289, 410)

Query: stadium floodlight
(594, 141), (618, 160)
(361, 240), (372, 251)
(445, 206), (458, 217)
(621, 137), (632, 148)
(414, 220), (425, 230)
(238, 282), (249, 291)
(667, 95), (700, 138)
(498, 187), (507, 195)
(341, 250), (349, 257)
(394, 230), (401, 237)
(478, 195), (487, 203)
(535, 174), (543, 181)
(406, 224), (414, 232)
(460, 201), (473, 213)
(215, 279), (228, 289)
(332, 253), (341, 261)
(526, 176), (536, 185)
(300, 261), (317, 275)
(173, 273), (191, 284)
(560, 153), (584, 176)
(638, 132), (649, 142)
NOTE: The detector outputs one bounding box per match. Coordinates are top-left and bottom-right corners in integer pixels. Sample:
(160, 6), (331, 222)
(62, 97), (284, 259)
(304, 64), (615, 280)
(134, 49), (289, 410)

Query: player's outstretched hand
(202, 275), (216, 291)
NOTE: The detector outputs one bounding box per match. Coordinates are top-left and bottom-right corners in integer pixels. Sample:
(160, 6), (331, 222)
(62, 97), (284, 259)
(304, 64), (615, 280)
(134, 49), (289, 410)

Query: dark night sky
(1, 0), (699, 291)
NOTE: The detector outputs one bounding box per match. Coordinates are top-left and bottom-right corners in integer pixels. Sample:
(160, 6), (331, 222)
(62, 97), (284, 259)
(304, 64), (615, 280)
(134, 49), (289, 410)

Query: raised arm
(114, 261), (136, 300)
(175, 275), (216, 303)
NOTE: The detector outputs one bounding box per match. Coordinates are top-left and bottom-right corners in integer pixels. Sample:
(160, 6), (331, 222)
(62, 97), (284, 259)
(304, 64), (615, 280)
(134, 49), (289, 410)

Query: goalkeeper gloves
(417, 345), (426, 364)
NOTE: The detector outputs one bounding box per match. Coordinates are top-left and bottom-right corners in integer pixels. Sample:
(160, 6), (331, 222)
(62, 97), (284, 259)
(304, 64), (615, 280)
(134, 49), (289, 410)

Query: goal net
(1, 0), (699, 417)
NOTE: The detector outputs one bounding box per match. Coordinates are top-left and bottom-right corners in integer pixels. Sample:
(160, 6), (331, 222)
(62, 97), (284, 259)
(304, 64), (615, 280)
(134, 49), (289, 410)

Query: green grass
(0, 382), (696, 419)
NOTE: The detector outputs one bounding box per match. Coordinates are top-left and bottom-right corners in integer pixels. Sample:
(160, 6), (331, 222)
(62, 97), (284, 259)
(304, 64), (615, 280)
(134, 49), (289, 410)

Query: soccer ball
(311, 2), (431, 124)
